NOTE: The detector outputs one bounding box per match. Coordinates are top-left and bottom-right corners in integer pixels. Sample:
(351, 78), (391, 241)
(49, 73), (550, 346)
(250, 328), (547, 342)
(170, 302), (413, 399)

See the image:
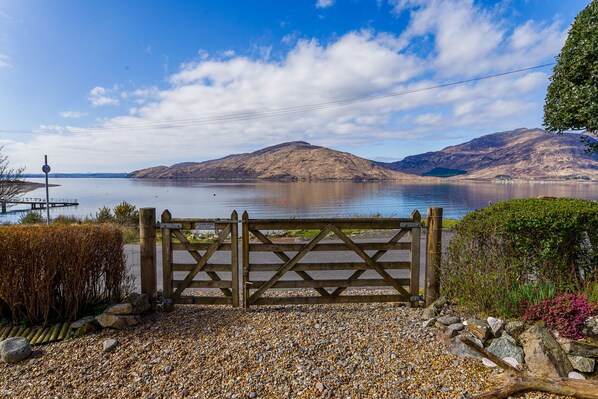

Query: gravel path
(0, 296), (568, 399)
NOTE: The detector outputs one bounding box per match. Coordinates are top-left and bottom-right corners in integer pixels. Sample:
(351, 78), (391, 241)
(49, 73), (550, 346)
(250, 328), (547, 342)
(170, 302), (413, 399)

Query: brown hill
(128, 141), (420, 181)
(380, 128), (598, 180)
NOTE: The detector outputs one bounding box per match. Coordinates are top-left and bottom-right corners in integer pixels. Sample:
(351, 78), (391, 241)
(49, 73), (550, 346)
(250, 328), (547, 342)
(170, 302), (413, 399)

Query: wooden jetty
(1, 197), (79, 213)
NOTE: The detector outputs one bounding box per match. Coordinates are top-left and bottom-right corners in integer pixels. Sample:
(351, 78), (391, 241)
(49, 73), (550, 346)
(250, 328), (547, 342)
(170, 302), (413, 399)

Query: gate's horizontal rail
(246, 218), (418, 230)
(172, 243), (233, 251)
(252, 294), (407, 306)
(247, 261), (411, 271)
(248, 242), (410, 251)
(177, 296), (232, 305)
(172, 263), (233, 272)
(173, 280), (232, 289)
(250, 278), (410, 289)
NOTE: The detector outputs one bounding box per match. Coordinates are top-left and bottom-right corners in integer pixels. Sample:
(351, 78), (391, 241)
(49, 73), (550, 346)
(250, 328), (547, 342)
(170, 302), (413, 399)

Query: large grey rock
(124, 292), (151, 314)
(466, 319), (492, 342)
(447, 334), (484, 360)
(568, 355), (595, 373)
(568, 371), (586, 380)
(0, 337), (32, 364)
(487, 336), (524, 365)
(437, 315), (460, 326)
(104, 303), (133, 315)
(96, 314), (127, 330)
(583, 316), (598, 338)
(520, 324), (573, 378)
(448, 323), (465, 333)
(556, 335), (598, 358)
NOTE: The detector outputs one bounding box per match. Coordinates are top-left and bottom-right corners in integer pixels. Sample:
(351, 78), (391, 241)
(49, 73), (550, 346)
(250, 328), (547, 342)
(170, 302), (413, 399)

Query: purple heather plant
(523, 293), (598, 339)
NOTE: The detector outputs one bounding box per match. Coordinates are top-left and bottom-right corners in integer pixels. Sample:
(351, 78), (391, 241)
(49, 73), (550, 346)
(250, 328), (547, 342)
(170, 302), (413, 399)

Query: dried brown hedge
(0, 224), (129, 324)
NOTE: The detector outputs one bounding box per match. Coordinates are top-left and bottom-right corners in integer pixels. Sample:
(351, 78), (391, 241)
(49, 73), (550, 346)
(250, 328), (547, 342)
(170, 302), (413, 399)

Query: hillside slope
(128, 141), (421, 181)
(381, 128), (598, 180)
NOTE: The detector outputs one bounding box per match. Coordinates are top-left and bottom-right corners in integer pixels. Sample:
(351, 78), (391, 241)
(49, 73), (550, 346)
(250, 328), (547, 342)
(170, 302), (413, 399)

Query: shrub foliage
(443, 198), (598, 317)
(0, 224), (130, 324)
(523, 293), (597, 339)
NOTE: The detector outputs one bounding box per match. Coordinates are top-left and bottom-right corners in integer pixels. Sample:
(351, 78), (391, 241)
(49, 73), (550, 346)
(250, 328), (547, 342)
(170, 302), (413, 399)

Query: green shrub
(113, 201), (138, 226)
(0, 225), (131, 324)
(19, 211), (44, 224)
(95, 206), (115, 223)
(443, 198), (598, 317)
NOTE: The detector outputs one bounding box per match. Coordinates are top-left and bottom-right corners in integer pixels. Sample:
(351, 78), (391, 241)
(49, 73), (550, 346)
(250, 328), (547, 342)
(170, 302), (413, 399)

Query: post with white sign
(42, 155), (51, 225)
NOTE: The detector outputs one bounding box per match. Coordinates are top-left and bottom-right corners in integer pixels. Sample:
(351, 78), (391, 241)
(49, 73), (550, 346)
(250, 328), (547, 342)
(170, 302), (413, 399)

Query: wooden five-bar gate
(138, 207), (443, 310)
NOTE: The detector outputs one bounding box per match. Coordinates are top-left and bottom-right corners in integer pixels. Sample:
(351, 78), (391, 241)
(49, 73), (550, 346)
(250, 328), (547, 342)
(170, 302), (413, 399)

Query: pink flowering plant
(523, 293), (598, 339)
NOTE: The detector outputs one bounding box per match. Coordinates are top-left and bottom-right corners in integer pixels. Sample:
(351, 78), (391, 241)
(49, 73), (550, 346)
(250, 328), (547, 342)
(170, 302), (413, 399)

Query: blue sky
(0, 0), (590, 172)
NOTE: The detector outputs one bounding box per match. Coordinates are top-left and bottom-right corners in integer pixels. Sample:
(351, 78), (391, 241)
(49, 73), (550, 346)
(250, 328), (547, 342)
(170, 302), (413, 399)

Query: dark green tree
(543, 1), (598, 153)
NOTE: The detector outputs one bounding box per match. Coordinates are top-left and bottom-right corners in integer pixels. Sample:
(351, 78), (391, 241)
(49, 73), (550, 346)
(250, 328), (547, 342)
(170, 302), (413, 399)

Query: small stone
(502, 357), (520, 367)
(102, 339), (119, 353)
(568, 355), (595, 373)
(487, 317), (504, 336)
(422, 318), (436, 328)
(165, 365), (173, 374)
(421, 307), (436, 320)
(504, 321), (525, 339)
(568, 371), (585, 380)
(466, 319), (492, 342)
(0, 337), (32, 364)
(481, 358), (496, 367)
(104, 303), (133, 315)
(447, 323), (465, 332)
(248, 392), (256, 398)
(437, 316), (460, 326)
(315, 382), (324, 392)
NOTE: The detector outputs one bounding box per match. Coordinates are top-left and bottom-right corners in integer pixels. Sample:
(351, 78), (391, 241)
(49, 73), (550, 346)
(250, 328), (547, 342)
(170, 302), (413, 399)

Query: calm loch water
(2, 178), (598, 223)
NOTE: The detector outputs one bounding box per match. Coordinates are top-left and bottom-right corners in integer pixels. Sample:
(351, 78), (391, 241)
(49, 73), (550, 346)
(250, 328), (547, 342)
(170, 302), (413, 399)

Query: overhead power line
(0, 62), (555, 135)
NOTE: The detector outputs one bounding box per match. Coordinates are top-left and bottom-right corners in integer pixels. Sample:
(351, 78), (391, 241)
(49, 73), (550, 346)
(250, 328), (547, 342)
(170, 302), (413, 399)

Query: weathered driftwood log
(460, 336), (598, 399)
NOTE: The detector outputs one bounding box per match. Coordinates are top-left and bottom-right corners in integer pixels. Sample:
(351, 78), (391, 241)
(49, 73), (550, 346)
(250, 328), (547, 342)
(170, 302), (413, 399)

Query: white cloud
(6, 3), (569, 172)
(0, 54), (11, 68)
(87, 86), (120, 107)
(316, 0), (335, 8)
(59, 111), (87, 119)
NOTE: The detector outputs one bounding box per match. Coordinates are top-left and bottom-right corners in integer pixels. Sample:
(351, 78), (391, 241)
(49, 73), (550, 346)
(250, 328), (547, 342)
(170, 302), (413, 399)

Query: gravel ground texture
(0, 295), (574, 399)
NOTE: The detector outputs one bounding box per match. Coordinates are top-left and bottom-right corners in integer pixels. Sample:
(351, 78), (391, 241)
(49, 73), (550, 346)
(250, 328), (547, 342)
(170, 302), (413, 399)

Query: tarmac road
(124, 229), (454, 294)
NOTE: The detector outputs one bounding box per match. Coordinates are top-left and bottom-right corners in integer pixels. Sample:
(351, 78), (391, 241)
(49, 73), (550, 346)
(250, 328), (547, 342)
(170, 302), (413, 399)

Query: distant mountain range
(128, 128), (598, 181)
(379, 128), (598, 180)
(128, 141), (421, 181)
(23, 173), (128, 178)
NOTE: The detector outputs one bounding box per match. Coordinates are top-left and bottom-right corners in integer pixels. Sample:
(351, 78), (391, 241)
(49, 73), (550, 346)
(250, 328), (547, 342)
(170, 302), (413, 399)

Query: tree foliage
(0, 146), (25, 202)
(543, 1), (598, 153)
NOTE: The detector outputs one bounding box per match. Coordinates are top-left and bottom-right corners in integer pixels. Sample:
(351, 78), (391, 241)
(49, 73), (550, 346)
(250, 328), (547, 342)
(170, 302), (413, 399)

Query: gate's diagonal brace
(330, 226), (411, 300)
(171, 225), (232, 301)
(171, 229), (232, 297)
(330, 228), (410, 297)
(250, 229), (331, 297)
(248, 224), (333, 305)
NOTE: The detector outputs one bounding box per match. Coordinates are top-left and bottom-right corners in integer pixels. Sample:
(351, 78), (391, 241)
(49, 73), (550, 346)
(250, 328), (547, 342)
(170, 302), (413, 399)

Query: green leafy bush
(19, 211), (44, 224)
(95, 206), (115, 223)
(0, 225), (131, 324)
(443, 198), (598, 317)
(113, 201), (139, 226)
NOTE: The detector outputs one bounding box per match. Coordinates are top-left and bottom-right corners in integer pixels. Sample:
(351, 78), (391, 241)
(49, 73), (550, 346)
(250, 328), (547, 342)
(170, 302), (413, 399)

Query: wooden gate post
(425, 207), (443, 307)
(410, 210), (421, 308)
(139, 208), (157, 308)
(230, 210), (239, 307)
(161, 210), (174, 312)
(241, 211), (250, 309)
